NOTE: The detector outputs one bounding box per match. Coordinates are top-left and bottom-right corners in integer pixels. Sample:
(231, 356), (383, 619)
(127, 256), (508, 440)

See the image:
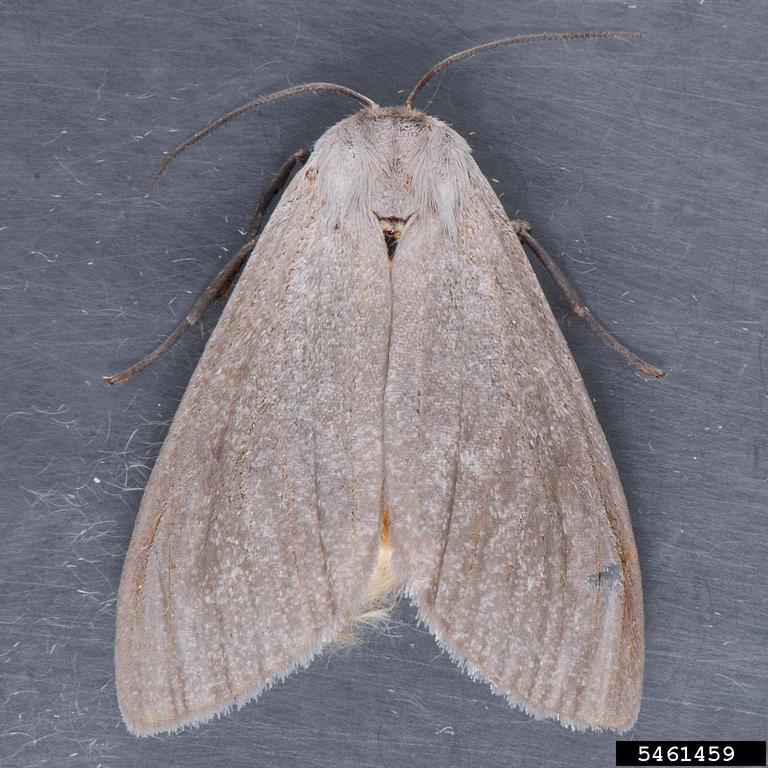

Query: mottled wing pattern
(115, 165), (390, 735)
(385, 177), (643, 730)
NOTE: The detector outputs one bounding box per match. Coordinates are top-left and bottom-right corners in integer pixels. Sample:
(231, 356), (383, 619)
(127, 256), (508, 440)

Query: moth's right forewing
(385, 161), (643, 731)
(115, 158), (390, 735)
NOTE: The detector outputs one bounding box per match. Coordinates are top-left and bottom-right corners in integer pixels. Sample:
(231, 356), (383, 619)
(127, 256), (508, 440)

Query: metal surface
(1, 1), (765, 765)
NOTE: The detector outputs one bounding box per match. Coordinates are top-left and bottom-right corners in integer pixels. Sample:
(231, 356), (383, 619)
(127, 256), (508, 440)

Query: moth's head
(363, 105), (427, 122)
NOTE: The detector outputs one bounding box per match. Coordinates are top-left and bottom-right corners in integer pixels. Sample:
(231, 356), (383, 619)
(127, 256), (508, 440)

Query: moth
(110, 32), (663, 736)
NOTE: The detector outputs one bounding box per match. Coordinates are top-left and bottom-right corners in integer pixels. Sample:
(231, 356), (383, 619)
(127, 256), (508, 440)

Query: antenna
(405, 31), (643, 109)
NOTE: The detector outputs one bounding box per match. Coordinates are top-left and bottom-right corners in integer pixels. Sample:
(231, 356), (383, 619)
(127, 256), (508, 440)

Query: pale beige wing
(115, 163), (390, 735)
(384, 177), (644, 730)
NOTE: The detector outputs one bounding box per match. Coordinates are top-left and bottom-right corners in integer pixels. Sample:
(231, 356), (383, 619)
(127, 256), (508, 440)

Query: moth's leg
(511, 219), (664, 379)
(106, 148), (310, 385)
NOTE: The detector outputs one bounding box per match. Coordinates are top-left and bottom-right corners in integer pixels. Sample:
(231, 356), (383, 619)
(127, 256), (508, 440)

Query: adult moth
(110, 32), (663, 736)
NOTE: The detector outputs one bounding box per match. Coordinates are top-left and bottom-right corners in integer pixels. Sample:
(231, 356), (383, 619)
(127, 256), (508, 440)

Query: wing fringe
(406, 588), (638, 732)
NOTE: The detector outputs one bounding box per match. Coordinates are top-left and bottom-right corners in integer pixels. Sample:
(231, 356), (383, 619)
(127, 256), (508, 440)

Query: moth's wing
(115, 166), (390, 735)
(385, 179), (644, 730)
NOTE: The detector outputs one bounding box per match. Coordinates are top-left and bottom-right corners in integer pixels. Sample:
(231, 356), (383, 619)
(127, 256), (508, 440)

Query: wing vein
(428, 380), (463, 610)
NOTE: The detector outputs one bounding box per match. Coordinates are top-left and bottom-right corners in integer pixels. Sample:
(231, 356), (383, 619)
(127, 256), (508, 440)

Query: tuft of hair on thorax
(330, 509), (401, 649)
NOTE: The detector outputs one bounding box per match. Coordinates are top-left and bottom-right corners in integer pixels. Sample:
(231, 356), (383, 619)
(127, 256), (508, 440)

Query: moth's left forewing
(115, 152), (390, 736)
(385, 142), (644, 731)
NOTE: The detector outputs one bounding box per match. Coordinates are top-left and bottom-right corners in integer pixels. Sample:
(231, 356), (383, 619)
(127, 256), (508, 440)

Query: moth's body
(116, 103), (644, 735)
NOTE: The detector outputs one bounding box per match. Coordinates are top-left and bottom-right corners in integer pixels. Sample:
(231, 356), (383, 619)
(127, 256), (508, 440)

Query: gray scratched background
(1, 1), (766, 766)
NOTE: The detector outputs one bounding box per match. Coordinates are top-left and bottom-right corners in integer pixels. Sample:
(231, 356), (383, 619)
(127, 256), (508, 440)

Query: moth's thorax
(307, 106), (480, 233)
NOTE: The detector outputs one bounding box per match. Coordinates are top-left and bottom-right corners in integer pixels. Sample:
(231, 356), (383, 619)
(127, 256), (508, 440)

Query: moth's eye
(377, 216), (407, 260)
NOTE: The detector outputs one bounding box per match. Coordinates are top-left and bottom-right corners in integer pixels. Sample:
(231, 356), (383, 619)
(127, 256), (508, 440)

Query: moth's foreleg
(512, 219), (665, 379)
(246, 148), (309, 241)
(106, 147), (310, 386)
